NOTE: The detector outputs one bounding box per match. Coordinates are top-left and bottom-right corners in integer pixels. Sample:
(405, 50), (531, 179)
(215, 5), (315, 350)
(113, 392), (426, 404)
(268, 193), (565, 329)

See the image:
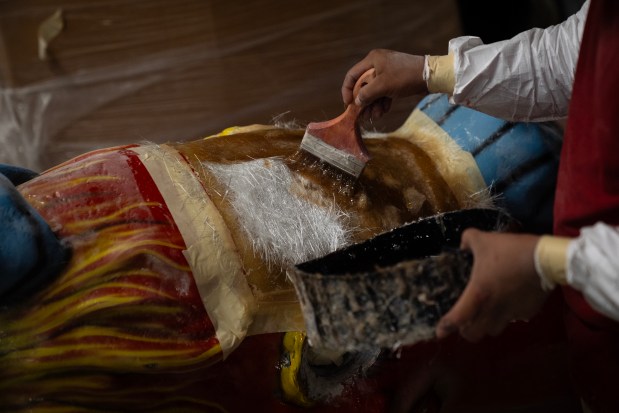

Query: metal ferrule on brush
(300, 132), (366, 178)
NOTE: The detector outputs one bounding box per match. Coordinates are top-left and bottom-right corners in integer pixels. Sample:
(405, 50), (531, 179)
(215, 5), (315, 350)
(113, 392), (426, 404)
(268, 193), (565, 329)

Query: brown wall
(0, 0), (462, 170)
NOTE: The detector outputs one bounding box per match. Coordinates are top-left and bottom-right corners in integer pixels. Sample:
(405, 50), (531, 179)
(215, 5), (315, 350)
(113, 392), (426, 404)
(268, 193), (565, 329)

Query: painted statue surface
(0, 96), (579, 412)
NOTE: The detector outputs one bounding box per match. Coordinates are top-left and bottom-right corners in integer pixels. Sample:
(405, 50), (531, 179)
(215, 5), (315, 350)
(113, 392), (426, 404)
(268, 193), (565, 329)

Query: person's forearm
(534, 222), (619, 321)
(425, 0), (589, 122)
(568, 223), (619, 321)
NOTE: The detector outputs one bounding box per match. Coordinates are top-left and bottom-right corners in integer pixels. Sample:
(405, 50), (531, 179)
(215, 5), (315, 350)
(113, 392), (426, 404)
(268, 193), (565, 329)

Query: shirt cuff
(534, 235), (572, 290)
(424, 54), (455, 94)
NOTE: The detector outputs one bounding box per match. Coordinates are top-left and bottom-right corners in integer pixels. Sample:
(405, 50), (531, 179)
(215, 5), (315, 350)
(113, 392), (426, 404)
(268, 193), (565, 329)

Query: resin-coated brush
(299, 68), (375, 178)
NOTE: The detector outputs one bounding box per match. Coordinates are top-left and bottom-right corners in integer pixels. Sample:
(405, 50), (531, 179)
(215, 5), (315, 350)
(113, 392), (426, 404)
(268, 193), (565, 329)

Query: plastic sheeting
(5, 115), (576, 413)
(0, 0), (462, 171)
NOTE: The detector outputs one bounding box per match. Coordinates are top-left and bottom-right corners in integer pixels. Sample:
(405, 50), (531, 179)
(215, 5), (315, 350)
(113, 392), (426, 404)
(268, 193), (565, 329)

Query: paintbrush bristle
(299, 131), (366, 178)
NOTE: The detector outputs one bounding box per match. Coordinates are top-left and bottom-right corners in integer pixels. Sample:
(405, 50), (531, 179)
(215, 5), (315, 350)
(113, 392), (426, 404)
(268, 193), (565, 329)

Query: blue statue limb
(0, 164), (39, 186)
(0, 165), (70, 305)
(417, 93), (563, 233)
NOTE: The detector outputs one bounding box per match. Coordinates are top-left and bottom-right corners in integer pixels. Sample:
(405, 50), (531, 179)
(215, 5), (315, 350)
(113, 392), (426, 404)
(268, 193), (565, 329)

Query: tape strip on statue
(134, 144), (256, 358)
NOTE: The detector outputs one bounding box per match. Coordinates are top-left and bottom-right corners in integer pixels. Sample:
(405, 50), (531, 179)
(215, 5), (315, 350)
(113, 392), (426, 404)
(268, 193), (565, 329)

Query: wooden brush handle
(304, 68), (377, 166)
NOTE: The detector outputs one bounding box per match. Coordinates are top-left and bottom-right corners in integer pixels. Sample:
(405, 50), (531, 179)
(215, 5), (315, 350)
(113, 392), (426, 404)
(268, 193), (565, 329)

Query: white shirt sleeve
(567, 223), (619, 321)
(449, 0), (590, 122)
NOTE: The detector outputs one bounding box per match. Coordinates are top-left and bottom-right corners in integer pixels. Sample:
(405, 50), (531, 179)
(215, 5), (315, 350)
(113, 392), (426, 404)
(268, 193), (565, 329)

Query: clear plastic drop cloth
(0, 0), (462, 171)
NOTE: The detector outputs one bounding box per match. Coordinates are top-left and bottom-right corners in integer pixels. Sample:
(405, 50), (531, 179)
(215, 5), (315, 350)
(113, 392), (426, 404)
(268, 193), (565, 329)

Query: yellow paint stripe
(21, 175), (121, 196)
(82, 302), (183, 321)
(63, 201), (163, 232)
(43, 157), (109, 176)
(43, 257), (164, 300)
(15, 295), (144, 336)
(280, 332), (312, 407)
(54, 200), (132, 221)
(60, 241), (188, 287)
(7, 342), (222, 373)
(55, 325), (197, 345)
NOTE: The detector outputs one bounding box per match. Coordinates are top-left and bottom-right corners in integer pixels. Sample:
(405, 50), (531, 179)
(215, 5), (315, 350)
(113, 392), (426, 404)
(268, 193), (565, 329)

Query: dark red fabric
(555, 0), (619, 238)
(553, 0), (619, 411)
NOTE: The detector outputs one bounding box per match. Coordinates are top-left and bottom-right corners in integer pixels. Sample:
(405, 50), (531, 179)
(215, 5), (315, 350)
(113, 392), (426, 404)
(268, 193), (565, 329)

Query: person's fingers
(436, 281), (488, 340)
(458, 323), (485, 343)
(354, 74), (391, 107)
(354, 83), (372, 106)
(359, 105), (374, 122)
(342, 59), (375, 105)
(382, 97), (392, 114)
(370, 102), (384, 120)
(461, 311), (511, 341)
(459, 227), (481, 250)
(438, 230), (547, 343)
(356, 98), (391, 124)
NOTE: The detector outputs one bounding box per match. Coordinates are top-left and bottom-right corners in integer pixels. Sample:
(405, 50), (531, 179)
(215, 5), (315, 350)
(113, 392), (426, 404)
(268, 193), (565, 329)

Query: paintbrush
(299, 68), (376, 178)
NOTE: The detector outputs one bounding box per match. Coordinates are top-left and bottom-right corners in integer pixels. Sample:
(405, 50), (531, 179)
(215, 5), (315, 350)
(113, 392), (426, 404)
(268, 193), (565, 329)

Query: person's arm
(435, 221), (619, 342)
(343, 1), (590, 122)
(445, 0), (590, 121)
(435, 230), (548, 342)
(536, 223), (619, 321)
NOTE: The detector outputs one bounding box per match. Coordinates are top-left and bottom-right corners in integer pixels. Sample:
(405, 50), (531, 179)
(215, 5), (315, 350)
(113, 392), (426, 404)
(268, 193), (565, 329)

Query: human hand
(436, 229), (549, 342)
(341, 49), (427, 120)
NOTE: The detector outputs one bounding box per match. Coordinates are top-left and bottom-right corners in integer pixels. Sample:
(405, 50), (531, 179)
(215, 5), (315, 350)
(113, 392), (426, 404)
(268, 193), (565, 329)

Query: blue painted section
(417, 94), (562, 232)
(0, 164), (39, 186)
(0, 167), (69, 305)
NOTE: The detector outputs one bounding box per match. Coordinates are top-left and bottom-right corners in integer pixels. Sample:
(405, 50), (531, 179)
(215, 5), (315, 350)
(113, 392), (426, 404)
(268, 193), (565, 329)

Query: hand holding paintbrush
(299, 68), (376, 178)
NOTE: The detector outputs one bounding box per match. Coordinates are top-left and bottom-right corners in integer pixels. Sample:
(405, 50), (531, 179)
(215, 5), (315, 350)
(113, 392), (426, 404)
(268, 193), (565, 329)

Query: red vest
(554, 0), (619, 411)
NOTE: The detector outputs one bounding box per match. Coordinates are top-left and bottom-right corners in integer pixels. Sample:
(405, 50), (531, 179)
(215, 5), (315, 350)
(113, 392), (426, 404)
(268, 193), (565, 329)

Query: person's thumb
(354, 76), (389, 107)
(436, 281), (485, 341)
(459, 227), (482, 250)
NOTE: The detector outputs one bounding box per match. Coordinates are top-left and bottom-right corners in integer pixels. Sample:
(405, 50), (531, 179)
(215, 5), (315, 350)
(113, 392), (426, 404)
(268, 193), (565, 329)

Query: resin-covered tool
(289, 208), (511, 352)
(298, 68), (375, 178)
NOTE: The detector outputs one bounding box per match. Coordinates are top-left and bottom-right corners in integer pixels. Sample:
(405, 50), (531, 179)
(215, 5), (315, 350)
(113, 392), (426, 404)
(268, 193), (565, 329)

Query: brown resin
(172, 127), (461, 304)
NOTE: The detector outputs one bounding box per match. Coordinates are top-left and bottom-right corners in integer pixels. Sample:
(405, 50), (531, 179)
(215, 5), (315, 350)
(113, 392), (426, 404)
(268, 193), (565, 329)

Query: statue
(0, 95), (578, 412)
